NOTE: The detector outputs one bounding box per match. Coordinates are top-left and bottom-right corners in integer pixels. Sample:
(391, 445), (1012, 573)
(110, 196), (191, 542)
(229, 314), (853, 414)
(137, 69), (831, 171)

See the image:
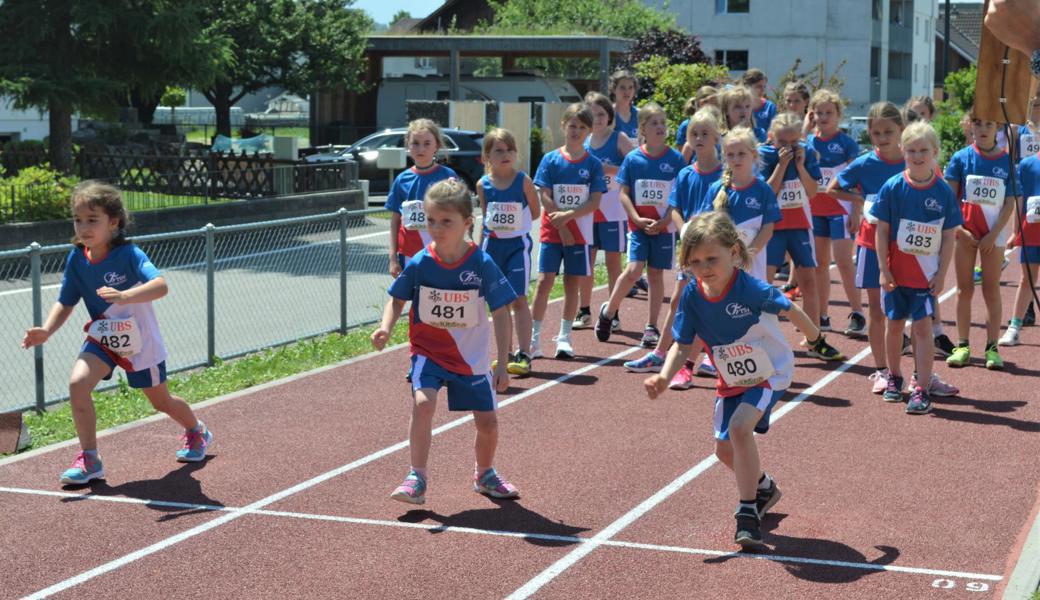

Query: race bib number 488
(484, 202), (524, 233)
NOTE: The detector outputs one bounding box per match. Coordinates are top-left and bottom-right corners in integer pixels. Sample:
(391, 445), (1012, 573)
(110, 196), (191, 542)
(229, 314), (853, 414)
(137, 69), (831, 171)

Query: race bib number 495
(896, 218), (942, 256)
(88, 317), (142, 357)
(402, 200), (427, 231)
(418, 286), (480, 329)
(553, 184), (589, 210)
(1022, 133), (1040, 157)
(713, 341), (775, 388)
(634, 179), (671, 209)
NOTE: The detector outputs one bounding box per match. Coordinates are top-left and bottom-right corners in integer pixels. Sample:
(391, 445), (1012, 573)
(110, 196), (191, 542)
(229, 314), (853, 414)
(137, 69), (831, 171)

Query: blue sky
(354, 0), (442, 26)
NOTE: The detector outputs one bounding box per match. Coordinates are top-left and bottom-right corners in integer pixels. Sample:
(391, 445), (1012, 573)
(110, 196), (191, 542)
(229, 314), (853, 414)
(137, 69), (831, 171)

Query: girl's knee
(473, 411), (498, 432)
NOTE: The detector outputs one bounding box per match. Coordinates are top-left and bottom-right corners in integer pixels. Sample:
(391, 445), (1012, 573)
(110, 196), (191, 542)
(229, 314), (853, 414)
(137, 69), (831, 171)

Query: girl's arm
(389, 212), (403, 277)
(524, 176), (541, 222)
(681, 142), (694, 164)
(619, 185), (654, 230)
(490, 305), (512, 392)
(549, 191), (601, 230)
(779, 301), (822, 342)
(749, 222), (774, 256)
(766, 151), (789, 194)
(475, 183), (487, 247)
(97, 276), (168, 305)
(22, 302), (75, 349)
(934, 228), (957, 295)
(981, 194), (1018, 254)
(648, 206), (674, 235)
(875, 221), (896, 291)
(826, 178), (865, 231)
(370, 298), (406, 350)
(794, 148), (818, 196)
(618, 132), (637, 156)
(645, 340), (694, 399)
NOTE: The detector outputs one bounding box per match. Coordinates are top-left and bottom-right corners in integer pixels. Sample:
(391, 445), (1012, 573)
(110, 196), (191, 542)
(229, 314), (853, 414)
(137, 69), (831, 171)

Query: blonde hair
(713, 127), (759, 212)
(678, 211), (750, 271)
(901, 121), (941, 152)
(768, 111), (804, 141)
(636, 102), (667, 136)
(405, 118), (444, 149)
(424, 178), (473, 220)
(682, 97), (698, 118)
(867, 101), (904, 130)
(809, 88), (844, 116)
(718, 86), (755, 132)
(686, 107), (723, 144)
(561, 102), (594, 129)
(70, 181), (131, 248)
(584, 91), (615, 125)
(695, 85), (718, 108)
(481, 128), (519, 175)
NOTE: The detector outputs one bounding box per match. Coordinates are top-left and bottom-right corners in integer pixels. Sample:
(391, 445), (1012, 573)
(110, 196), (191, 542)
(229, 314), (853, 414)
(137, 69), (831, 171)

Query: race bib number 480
(965, 175), (1004, 208)
(896, 218), (942, 256)
(88, 317), (142, 357)
(418, 286), (480, 329)
(778, 180), (807, 210)
(402, 200), (427, 231)
(553, 184), (589, 210)
(713, 341), (775, 388)
(485, 202), (524, 233)
(634, 179), (671, 209)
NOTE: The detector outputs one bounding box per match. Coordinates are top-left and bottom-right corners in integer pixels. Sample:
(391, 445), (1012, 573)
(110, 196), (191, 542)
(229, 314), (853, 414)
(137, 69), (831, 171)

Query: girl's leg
(912, 317), (934, 385)
(578, 247), (599, 312)
(833, 238), (862, 316)
(68, 353), (111, 451)
(796, 266), (820, 326)
(885, 318), (906, 379)
(513, 296), (533, 354)
(605, 261), (645, 318)
(531, 272), (555, 322)
(953, 241), (978, 343)
(605, 251), (623, 294)
(1012, 262), (1040, 320)
(472, 410), (499, 473)
(409, 388), (438, 471)
(867, 289), (887, 369)
(140, 383), (199, 430)
(728, 403), (766, 503)
(647, 267), (665, 328)
(653, 278), (688, 354)
(714, 438), (734, 471)
(979, 247), (1006, 344)
(766, 265), (778, 285)
(562, 274), (582, 321)
(813, 235), (834, 322)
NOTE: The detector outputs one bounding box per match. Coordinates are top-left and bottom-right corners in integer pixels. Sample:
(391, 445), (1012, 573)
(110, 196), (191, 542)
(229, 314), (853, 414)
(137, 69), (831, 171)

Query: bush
(619, 27), (713, 100)
(0, 164), (80, 223)
(934, 101), (967, 165)
(634, 57), (730, 133)
(944, 65), (976, 113)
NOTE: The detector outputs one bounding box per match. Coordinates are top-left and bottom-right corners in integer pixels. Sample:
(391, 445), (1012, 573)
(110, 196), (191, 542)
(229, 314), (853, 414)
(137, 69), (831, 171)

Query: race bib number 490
(713, 341), (775, 388)
(553, 184), (589, 210)
(1026, 196), (1040, 224)
(778, 180), (807, 210)
(965, 175), (1004, 208)
(402, 200), (427, 230)
(896, 218), (942, 256)
(87, 317), (142, 357)
(634, 179), (671, 209)
(418, 286), (480, 329)
(485, 202), (524, 233)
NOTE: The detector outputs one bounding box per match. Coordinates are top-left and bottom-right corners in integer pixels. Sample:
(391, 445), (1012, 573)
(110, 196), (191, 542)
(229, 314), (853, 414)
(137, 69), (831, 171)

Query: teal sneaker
(60, 451), (104, 485)
(390, 469), (427, 505)
(623, 351), (665, 373)
(175, 423), (213, 463)
(474, 467), (519, 499)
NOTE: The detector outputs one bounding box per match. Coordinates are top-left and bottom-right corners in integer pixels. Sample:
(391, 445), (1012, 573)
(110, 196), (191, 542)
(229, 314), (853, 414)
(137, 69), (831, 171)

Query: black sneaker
(594, 302), (613, 342)
(844, 312), (867, 337)
(756, 479), (782, 519)
(882, 374), (905, 402)
(933, 333), (955, 358)
(734, 506), (765, 549)
(1025, 302), (1036, 326)
(819, 315), (832, 332)
(806, 335), (844, 361)
(901, 333), (913, 355)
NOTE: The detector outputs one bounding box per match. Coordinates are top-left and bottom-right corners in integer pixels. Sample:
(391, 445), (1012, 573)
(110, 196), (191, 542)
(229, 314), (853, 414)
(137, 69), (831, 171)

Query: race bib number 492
(553, 184), (589, 210)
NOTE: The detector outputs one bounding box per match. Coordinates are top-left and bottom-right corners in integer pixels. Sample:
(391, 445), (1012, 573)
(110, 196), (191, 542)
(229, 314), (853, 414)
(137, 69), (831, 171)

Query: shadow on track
(397, 499), (590, 547)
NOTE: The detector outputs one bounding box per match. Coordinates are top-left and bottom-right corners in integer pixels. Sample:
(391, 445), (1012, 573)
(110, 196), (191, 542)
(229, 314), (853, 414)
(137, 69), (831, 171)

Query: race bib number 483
(553, 184), (589, 210)
(402, 200), (427, 231)
(418, 286), (480, 329)
(896, 218), (942, 256)
(778, 180), (807, 210)
(634, 179), (671, 209)
(87, 317), (142, 357)
(713, 341), (775, 388)
(965, 175), (1004, 208)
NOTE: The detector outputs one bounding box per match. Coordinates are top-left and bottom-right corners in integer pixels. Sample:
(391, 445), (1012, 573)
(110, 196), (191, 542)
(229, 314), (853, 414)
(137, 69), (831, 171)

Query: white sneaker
(531, 334), (543, 358)
(553, 335), (574, 359)
(998, 326), (1021, 347)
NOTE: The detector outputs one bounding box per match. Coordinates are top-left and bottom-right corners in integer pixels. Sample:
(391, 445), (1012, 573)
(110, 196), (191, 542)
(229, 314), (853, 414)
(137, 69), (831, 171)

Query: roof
(936, 2), (983, 62)
(414, 0), (493, 32)
(367, 35), (634, 57)
(388, 18), (422, 33)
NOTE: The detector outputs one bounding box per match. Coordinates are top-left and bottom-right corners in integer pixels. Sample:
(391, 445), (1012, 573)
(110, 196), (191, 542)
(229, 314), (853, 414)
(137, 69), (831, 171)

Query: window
(915, 16), (919, 35)
(715, 0), (749, 14)
(870, 47), (880, 78)
(715, 49), (749, 71)
(414, 57), (434, 69)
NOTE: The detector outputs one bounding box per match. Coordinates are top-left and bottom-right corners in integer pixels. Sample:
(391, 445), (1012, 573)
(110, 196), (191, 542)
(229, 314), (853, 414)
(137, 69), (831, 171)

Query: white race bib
(736, 225), (758, 247)
(713, 340), (776, 388)
(484, 202), (524, 233)
(964, 175), (1004, 208)
(418, 286), (480, 329)
(778, 180), (807, 210)
(634, 179), (671, 210)
(1026, 196), (1040, 224)
(1022, 133), (1040, 157)
(896, 218), (942, 256)
(863, 194), (879, 225)
(87, 317), (142, 357)
(402, 200), (427, 231)
(553, 184), (589, 210)
(819, 165), (843, 190)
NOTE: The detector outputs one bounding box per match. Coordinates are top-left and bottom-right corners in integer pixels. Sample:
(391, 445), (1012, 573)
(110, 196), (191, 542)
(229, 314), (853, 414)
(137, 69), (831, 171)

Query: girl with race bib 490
(644, 211), (823, 549)
(21, 182), (212, 485)
(372, 179), (519, 506)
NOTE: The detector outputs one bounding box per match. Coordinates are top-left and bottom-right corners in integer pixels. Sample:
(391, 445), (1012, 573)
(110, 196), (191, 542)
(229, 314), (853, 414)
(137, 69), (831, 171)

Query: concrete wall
(0, 189), (365, 250)
(0, 99), (79, 142)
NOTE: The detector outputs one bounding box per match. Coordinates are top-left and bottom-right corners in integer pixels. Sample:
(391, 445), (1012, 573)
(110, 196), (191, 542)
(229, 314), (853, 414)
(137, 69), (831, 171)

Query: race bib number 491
(553, 184), (589, 210)
(88, 317), (142, 357)
(778, 180), (807, 210)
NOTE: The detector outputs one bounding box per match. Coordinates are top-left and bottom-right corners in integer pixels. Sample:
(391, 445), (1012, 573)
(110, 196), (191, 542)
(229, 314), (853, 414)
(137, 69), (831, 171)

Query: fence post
(339, 208), (348, 334)
(205, 224), (216, 365)
(30, 243), (45, 412)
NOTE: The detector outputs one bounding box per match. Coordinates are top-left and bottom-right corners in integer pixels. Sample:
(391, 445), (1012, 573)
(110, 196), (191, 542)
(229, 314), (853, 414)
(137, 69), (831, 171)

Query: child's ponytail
(713, 168), (732, 213)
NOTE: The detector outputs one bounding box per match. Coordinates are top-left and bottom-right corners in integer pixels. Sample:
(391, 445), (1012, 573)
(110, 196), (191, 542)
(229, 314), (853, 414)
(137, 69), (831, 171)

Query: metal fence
(0, 207), (394, 413)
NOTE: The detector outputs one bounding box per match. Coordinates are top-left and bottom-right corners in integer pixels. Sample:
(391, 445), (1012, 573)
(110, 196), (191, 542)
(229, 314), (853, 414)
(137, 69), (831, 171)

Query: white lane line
(1, 485), (1002, 582)
(18, 345), (640, 600)
(507, 285), (962, 600)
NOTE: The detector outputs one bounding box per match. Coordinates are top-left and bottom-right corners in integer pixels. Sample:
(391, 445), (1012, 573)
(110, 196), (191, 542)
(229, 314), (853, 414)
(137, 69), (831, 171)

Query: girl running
(21, 182), (212, 484)
(645, 211), (824, 548)
(372, 178), (519, 505)
(475, 128), (540, 377)
(611, 70), (640, 140)
(872, 122), (963, 412)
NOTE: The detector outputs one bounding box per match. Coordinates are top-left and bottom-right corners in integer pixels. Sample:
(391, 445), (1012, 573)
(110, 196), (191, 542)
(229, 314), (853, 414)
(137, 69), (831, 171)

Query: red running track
(1, 268), (1038, 600)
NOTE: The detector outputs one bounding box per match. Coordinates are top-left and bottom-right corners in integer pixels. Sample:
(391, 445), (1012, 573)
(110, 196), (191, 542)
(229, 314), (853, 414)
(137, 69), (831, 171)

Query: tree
(944, 64), (976, 113)
(769, 58), (849, 107)
(633, 57), (729, 128)
(200, 0), (371, 137)
(161, 87), (188, 127)
(618, 28), (714, 101)
(389, 10), (412, 26)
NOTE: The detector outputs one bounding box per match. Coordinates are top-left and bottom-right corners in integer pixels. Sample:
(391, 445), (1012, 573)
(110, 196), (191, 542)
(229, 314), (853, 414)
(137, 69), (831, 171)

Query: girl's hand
(636, 217), (656, 232)
(96, 286), (126, 304)
(22, 327), (49, 349)
(928, 274), (944, 296)
(747, 246), (759, 263)
(879, 269), (897, 292)
(794, 145), (806, 167)
(370, 328), (390, 350)
(957, 227), (979, 249)
(389, 258), (402, 278)
(846, 211), (861, 236)
(978, 232), (997, 254)
(559, 227), (576, 246)
(644, 374), (668, 399)
(777, 145), (794, 164)
(493, 364), (510, 392)
(549, 210), (573, 229)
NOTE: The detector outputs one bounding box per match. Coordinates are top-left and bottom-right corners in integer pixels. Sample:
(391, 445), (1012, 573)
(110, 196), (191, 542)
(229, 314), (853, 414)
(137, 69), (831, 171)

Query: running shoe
(756, 478), (782, 519)
(390, 470), (427, 505)
(59, 451), (104, 485)
(594, 302), (612, 342)
(734, 506), (765, 548)
(624, 351), (665, 373)
(571, 307), (592, 330)
(905, 386), (933, 414)
(531, 333), (543, 359)
(1025, 302), (1036, 326)
(946, 345), (970, 368)
(641, 325), (661, 349)
(634, 276), (649, 293)
(844, 312), (867, 337)
(819, 315), (832, 332)
(782, 283), (801, 300)
(883, 374), (905, 403)
(611, 312), (621, 332)
(934, 334), (956, 358)
(984, 344), (1003, 370)
(868, 369), (890, 394)
(553, 334), (575, 359)
(176, 423), (212, 463)
(507, 351), (532, 376)
(908, 373), (959, 397)
(669, 363), (696, 390)
(998, 326), (1021, 347)
(474, 467), (519, 499)
(696, 356), (718, 377)
(902, 333), (913, 356)
(973, 265), (983, 285)
(806, 335), (844, 361)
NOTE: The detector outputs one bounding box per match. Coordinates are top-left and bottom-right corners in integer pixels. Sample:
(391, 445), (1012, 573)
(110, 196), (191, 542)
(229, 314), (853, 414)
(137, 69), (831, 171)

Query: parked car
(305, 128), (484, 194)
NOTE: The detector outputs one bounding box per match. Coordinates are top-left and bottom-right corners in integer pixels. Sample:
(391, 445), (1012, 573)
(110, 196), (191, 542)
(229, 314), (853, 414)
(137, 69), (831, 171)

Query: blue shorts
(410, 355), (496, 412)
(482, 235), (532, 298)
(766, 229), (817, 268)
(539, 242), (592, 276)
(714, 387), (784, 441)
(855, 245), (880, 289)
(1020, 246), (1040, 264)
(812, 215), (852, 241)
(81, 341), (167, 389)
(882, 286), (935, 322)
(628, 229), (675, 270)
(593, 220), (627, 253)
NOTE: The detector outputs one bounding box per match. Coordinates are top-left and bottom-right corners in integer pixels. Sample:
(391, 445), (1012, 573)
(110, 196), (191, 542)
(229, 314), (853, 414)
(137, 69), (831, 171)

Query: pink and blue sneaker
(176, 423), (213, 463)
(60, 451), (104, 485)
(624, 351), (665, 373)
(696, 357), (717, 377)
(390, 469), (427, 504)
(474, 467), (519, 499)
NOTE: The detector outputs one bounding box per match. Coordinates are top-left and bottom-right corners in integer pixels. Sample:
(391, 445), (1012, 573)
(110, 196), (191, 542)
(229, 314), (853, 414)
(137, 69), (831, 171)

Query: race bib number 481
(713, 341), (775, 388)
(402, 200), (427, 231)
(553, 184), (589, 210)
(896, 218), (942, 256)
(88, 317), (142, 357)
(418, 286), (480, 329)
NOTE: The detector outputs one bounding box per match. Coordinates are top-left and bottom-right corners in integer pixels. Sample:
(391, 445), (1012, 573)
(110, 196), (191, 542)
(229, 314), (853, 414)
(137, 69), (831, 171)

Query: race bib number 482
(88, 317), (142, 357)
(553, 184), (589, 210)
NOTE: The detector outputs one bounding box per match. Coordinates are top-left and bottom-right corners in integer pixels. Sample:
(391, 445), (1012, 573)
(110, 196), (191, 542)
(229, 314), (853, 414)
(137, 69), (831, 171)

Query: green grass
(122, 190), (231, 212)
(1031, 588), (1040, 600)
(184, 126), (309, 147)
(13, 262), (609, 454)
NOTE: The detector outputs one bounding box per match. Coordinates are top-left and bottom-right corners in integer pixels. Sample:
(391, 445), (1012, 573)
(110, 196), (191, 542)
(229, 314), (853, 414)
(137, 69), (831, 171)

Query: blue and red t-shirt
(384, 164), (458, 258)
(669, 162), (723, 221)
(617, 145), (685, 233)
(808, 131), (860, 216)
(759, 141), (822, 230)
(533, 148), (607, 245)
(835, 149), (905, 250)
